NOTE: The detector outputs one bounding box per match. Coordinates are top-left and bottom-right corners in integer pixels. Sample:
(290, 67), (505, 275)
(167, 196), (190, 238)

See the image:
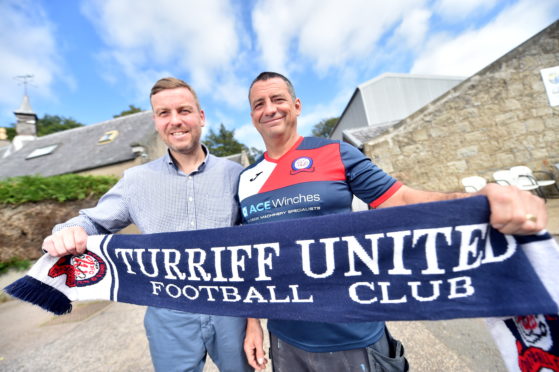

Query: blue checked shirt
(54, 147), (243, 235)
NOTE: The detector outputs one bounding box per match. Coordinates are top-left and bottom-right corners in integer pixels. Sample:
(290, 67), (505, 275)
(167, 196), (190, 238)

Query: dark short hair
(150, 77), (201, 110)
(248, 72), (296, 102)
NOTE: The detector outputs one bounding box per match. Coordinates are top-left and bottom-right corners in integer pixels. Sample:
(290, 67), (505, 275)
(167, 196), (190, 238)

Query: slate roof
(0, 111), (158, 180)
(342, 121), (400, 149)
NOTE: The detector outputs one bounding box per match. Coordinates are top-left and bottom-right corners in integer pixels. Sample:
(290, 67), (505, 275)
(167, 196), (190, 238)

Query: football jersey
(237, 136), (403, 352)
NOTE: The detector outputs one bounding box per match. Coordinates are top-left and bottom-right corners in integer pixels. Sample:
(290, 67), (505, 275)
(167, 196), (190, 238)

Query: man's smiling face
(151, 87), (205, 158)
(249, 77), (301, 142)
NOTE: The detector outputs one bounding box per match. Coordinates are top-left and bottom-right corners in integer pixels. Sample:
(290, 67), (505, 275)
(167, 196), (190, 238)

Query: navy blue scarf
(5, 196), (559, 371)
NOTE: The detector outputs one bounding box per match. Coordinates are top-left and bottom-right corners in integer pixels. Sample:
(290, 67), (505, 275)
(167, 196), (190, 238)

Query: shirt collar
(165, 144), (210, 174)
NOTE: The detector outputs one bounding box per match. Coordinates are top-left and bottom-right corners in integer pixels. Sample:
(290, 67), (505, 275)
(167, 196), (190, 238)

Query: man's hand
(244, 318), (267, 370)
(382, 184), (547, 235)
(479, 183), (547, 235)
(42, 226), (89, 257)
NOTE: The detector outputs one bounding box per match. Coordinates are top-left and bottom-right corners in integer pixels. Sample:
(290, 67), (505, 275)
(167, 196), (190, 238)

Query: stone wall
(0, 199), (97, 262)
(364, 21), (559, 192)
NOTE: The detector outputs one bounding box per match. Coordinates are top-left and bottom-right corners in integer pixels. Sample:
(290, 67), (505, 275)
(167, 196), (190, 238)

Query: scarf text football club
(4, 196), (559, 371)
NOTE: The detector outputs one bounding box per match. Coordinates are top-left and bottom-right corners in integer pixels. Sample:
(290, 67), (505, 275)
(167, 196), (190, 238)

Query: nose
(262, 100), (277, 116)
(169, 110), (181, 125)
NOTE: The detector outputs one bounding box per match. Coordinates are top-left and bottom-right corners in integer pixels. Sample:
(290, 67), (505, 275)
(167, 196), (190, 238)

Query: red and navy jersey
(237, 136), (403, 352)
(238, 136), (401, 225)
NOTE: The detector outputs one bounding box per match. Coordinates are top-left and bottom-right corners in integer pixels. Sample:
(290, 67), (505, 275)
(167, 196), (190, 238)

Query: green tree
(247, 147), (263, 163)
(204, 123), (261, 163)
(37, 114), (84, 136)
(311, 117), (338, 138)
(204, 123), (244, 157)
(113, 104), (143, 118)
(1, 115), (83, 139)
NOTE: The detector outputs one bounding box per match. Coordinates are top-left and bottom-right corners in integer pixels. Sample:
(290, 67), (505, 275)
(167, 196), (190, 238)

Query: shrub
(0, 174), (118, 205)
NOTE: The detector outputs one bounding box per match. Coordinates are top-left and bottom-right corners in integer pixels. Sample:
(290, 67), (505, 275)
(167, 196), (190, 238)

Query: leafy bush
(0, 258), (31, 274)
(0, 174), (118, 205)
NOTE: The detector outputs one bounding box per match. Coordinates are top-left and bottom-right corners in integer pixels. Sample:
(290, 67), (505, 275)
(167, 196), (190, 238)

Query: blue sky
(2, 0), (558, 151)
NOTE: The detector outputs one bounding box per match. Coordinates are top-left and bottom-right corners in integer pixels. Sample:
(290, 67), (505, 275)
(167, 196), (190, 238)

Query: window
(98, 130), (119, 144)
(26, 144), (59, 159)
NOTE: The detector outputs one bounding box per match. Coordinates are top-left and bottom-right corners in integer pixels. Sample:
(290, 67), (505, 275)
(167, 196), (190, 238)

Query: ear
(199, 109), (206, 127)
(294, 98), (302, 116)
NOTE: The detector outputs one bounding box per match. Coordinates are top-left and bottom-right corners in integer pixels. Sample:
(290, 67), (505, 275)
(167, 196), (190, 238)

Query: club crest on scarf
(48, 251), (107, 287)
(507, 314), (559, 372)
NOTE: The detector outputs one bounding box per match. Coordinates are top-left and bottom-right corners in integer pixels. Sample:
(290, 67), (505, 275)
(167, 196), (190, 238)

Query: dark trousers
(269, 327), (408, 372)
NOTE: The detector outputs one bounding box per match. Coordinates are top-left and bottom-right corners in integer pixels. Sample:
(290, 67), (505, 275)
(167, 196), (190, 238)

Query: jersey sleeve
(340, 142), (402, 208)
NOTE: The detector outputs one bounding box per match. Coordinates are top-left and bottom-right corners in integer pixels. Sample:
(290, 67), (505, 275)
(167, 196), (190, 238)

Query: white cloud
(0, 0), (68, 122)
(411, 0), (559, 76)
(435, 0), (499, 20)
(392, 8), (432, 50)
(298, 86), (354, 135)
(235, 123), (265, 151)
(82, 0), (245, 104)
(252, 0), (424, 75)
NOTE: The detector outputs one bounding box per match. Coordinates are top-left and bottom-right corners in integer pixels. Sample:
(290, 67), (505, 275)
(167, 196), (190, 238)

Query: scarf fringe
(4, 275), (72, 315)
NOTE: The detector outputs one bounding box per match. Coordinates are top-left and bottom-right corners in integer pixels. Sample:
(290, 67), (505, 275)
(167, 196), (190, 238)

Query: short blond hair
(150, 77), (201, 110)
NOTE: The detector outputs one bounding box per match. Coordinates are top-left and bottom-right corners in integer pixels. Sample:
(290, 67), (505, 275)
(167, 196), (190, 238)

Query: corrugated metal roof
(0, 111), (158, 179)
(332, 73), (465, 142)
(359, 73), (465, 125)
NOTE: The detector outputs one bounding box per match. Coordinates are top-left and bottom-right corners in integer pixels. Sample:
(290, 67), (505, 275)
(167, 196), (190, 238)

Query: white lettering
(229, 245), (252, 282)
(413, 227), (452, 275)
(299, 238), (339, 278)
(150, 281), (164, 295)
(253, 243), (280, 281)
(349, 282), (378, 304)
(378, 282), (407, 304)
(387, 231), (412, 275)
(199, 286), (219, 301)
(482, 232), (517, 264)
(115, 248), (136, 274)
(137, 249), (160, 277)
(408, 280), (442, 301)
(448, 276), (475, 299)
(165, 283), (181, 298)
(163, 249), (186, 280)
(210, 247), (227, 282)
(182, 285), (199, 299)
(289, 284), (314, 303)
(185, 248), (211, 281)
(454, 224), (486, 272)
(267, 285), (290, 303)
(244, 287), (268, 303)
(221, 286), (242, 302)
(343, 234), (383, 276)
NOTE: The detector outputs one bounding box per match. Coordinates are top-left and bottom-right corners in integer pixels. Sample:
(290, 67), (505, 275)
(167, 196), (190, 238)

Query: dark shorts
(269, 326), (408, 372)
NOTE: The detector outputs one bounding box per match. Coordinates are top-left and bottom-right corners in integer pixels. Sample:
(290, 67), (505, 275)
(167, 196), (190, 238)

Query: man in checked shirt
(42, 77), (253, 372)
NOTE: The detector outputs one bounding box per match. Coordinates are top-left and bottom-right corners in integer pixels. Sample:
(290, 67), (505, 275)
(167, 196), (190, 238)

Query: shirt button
(190, 221), (195, 226)
(188, 197), (193, 202)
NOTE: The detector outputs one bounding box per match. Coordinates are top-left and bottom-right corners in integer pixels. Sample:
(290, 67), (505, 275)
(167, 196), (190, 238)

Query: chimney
(14, 94), (38, 136)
